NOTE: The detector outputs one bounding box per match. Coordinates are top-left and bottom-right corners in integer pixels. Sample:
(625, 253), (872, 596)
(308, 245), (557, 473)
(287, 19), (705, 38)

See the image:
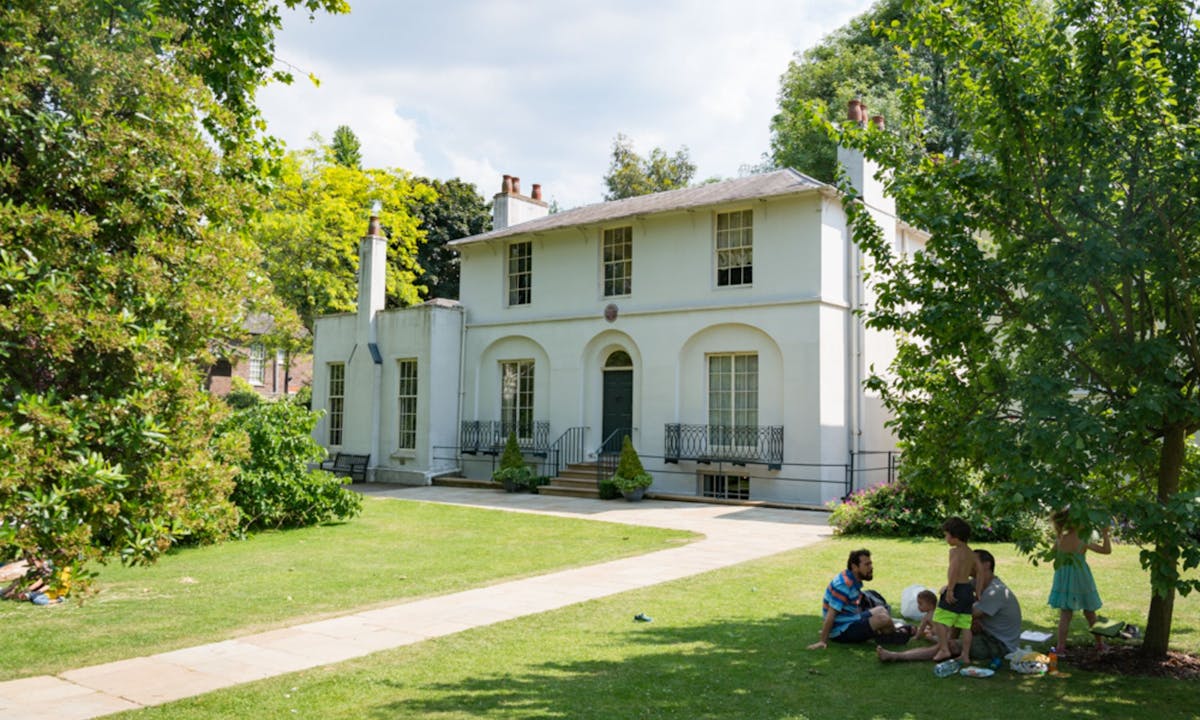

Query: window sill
(390, 449), (416, 462)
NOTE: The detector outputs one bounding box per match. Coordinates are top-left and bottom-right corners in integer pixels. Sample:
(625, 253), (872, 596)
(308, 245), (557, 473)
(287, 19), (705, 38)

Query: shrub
(611, 436), (653, 493)
(214, 400), (362, 530)
(828, 479), (1037, 542)
(224, 376), (262, 410)
(493, 432), (534, 491)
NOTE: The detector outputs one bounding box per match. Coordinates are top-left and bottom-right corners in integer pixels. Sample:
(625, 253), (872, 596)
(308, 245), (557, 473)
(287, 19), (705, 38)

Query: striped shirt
(821, 569), (863, 638)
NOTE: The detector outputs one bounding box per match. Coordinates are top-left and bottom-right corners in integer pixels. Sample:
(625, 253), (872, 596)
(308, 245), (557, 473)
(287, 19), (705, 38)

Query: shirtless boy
(932, 517), (978, 663)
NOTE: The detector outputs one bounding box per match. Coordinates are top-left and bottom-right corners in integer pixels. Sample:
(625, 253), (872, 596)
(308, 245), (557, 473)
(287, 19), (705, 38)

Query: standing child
(1048, 509), (1111, 654)
(932, 517), (978, 663)
(914, 589), (938, 641)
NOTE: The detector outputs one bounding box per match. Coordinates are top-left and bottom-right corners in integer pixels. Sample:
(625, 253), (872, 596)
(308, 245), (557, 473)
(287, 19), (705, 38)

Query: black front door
(602, 369), (633, 453)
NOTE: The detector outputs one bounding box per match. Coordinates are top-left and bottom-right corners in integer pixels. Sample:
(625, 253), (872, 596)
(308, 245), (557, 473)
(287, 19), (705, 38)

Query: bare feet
(877, 646), (893, 662)
(957, 654), (970, 665)
(932, 650), (952, 662)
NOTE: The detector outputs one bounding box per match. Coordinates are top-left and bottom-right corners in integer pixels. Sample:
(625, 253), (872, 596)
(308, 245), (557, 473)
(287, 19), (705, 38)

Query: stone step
(545, 477), (598, 491)
(537, 485), (600, 499)
(432, 476), (499, 490)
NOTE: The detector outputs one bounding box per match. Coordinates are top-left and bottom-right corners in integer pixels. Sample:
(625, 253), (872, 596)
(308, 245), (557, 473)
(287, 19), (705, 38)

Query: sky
(258, 0), (876, 211)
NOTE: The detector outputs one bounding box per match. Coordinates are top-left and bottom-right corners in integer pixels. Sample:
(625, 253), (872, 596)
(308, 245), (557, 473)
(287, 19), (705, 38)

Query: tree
(770, 0), (965, 182)
(329, 125), (362, 169)
(0, 0), (345, 578)
(603, 133), (697, 200)
(829, 0), (1200, 657)
(408, 177), (491, 300)
(252, 144), (433, 333)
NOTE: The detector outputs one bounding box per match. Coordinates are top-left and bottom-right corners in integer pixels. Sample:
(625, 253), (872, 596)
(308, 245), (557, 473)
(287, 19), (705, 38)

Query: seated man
(809, 548), (897, 649)
(878, 549), (1022, 663)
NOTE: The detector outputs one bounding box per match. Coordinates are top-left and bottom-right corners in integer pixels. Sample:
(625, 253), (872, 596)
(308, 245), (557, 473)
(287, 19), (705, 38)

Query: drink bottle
(933, 659), (961, 677)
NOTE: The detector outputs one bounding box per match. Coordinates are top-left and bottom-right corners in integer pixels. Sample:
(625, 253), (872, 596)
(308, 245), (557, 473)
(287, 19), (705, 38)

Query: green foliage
(598, 479), (621, 500)
(603, 133), (697, 200)
(0, 0), (355, 577)
(329, 125), (362, 169)
(250, 144), (435, 332)
(224, 377), (262, 410)
(493, 432), (535, 491)
(770, 0), (965, 181)
(408, 177), (492, 300)
(828, 481), (1038, 543)
(289, 385), (313, 409)
(611, 436), (652, 492)
(498, 432), (526, 472)
(824, 0), (1200, 655)
(214, 401), (361, 530)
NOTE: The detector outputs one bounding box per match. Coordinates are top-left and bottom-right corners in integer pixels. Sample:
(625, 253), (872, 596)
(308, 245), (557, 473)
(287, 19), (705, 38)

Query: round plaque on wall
(604, 303), (619, 322)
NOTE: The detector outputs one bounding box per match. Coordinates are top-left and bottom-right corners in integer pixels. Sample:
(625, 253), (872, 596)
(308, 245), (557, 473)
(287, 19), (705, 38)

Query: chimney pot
(871, 115), (885, 131)
(848, 99), (863, 123)
(512, 177), (521, 195)
(531, 183), (542, 201)
(502, 174), (513, 193)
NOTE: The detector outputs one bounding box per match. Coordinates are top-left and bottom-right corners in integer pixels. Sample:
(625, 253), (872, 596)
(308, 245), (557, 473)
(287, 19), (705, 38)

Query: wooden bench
(321, 452), (369, 482)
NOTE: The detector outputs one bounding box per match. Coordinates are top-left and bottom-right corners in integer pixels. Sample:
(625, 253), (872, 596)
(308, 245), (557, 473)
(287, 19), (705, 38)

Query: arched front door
(601, 350), (633, 453)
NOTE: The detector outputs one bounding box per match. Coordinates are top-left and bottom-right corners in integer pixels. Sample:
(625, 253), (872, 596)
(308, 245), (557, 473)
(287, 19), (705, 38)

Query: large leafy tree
(329, 125), (362, 169)
(603, 133), (697, 200)
(832, 0), (1200, 657)
(253, 144), (433, 333)
(408, 177), (492, 300)
(771, 0), (965, 182)
(0, 0), (345, 577)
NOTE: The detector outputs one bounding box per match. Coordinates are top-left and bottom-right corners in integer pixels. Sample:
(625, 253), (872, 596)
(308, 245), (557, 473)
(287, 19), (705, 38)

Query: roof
(450, 168), (827, 246)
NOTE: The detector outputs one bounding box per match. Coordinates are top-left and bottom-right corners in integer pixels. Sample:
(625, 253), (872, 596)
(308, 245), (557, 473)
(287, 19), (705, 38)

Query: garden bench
(321, 452), (369, 482)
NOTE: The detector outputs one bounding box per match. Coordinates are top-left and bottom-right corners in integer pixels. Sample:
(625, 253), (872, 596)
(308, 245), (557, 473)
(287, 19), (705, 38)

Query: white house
(312, 107), (923, 506)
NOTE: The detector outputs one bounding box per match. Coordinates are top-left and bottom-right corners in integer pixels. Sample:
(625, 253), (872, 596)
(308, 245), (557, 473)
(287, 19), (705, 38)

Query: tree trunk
(1142, 425), (1185, 658)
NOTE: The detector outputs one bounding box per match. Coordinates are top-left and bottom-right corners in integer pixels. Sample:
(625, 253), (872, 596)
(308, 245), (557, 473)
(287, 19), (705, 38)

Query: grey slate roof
(450, 168), (827, 246)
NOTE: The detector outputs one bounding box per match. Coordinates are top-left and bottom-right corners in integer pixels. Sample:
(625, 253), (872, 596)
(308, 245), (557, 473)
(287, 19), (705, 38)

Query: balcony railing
(460, 421), (551, 456)
(663, 423), (784, 470)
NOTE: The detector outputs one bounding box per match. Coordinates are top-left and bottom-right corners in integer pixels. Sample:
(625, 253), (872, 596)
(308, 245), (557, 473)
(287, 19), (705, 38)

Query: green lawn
(0, 497), (695, 681)
(116, 537), (1199, 720)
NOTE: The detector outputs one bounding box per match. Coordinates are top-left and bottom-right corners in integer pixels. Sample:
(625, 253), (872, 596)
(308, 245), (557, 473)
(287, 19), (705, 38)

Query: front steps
(433, 462), (603, 499)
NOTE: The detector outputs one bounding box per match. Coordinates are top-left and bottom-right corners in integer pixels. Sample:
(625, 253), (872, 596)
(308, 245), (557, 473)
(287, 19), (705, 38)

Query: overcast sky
(258, 0), (875, 210)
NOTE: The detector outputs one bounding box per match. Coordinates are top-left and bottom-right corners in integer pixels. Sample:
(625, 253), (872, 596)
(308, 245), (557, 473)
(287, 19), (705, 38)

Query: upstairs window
(248, 342), (266, 385)
(507, 241), (532, 306)
(603, 226), (632, 297)
(716, 210), (753, 286)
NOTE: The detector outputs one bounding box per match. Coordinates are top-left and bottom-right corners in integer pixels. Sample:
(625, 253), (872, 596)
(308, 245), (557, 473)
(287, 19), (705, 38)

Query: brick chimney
(493, 173), (549, 230)
(837, 98), (894, 217)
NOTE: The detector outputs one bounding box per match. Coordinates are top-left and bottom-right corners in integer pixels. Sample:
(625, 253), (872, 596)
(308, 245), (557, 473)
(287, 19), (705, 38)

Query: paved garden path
(0, 486), (831, 719)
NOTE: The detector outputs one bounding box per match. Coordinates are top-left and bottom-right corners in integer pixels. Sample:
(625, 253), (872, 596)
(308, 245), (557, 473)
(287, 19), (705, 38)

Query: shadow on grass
(367, 614), (1199, 720)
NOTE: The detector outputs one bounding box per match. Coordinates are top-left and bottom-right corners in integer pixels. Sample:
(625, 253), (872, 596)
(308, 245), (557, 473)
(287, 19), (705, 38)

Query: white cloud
(261, 0), (876, 208)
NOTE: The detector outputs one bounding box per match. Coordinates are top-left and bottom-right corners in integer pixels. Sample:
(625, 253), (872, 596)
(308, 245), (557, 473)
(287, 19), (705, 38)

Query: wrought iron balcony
(663, 423), (783, 470)
(460, 421), (551, 455)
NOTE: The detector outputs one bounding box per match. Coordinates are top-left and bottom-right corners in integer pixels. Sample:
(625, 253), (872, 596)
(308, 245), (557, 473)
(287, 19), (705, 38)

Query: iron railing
(663, 423), (784, 469)
(850, 450), (900, 487)
(594, 427), (629, 485)
(459, 420), (551, 455)
(547, 426), (588, 476)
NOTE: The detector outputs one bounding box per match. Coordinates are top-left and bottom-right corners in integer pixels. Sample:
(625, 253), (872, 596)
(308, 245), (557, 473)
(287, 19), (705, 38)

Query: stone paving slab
(0, 486), (831, 718)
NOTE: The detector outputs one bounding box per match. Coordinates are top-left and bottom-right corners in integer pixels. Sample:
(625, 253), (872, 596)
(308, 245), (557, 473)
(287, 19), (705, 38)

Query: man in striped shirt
(808, 549), (896, 649)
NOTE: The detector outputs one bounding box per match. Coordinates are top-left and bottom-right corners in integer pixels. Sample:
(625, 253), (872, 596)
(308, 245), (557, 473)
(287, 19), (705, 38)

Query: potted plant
(493, 431), (533, 492)
(610, 435), (652, 501)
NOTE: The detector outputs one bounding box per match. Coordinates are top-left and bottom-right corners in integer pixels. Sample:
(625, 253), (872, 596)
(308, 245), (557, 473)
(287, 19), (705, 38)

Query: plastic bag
(900, 584), (929, 621)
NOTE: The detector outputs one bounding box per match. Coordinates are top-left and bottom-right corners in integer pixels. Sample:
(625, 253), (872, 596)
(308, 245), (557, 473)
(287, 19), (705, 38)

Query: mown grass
(118, 536), (1199, 720)
(0, 497), (695, 680)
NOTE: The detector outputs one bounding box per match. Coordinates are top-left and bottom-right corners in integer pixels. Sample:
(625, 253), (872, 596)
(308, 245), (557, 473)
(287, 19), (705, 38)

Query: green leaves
(819, 0), (1200, 655)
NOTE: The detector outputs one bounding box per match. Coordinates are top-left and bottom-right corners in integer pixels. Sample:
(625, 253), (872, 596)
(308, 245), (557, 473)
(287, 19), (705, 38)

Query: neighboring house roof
(450, 168), (827, 247)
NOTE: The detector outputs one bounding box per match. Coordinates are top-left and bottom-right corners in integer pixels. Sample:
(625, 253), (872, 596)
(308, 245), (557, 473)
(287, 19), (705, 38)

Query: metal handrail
(594, 428), (629, 486)
(548, 426), (587, 476)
